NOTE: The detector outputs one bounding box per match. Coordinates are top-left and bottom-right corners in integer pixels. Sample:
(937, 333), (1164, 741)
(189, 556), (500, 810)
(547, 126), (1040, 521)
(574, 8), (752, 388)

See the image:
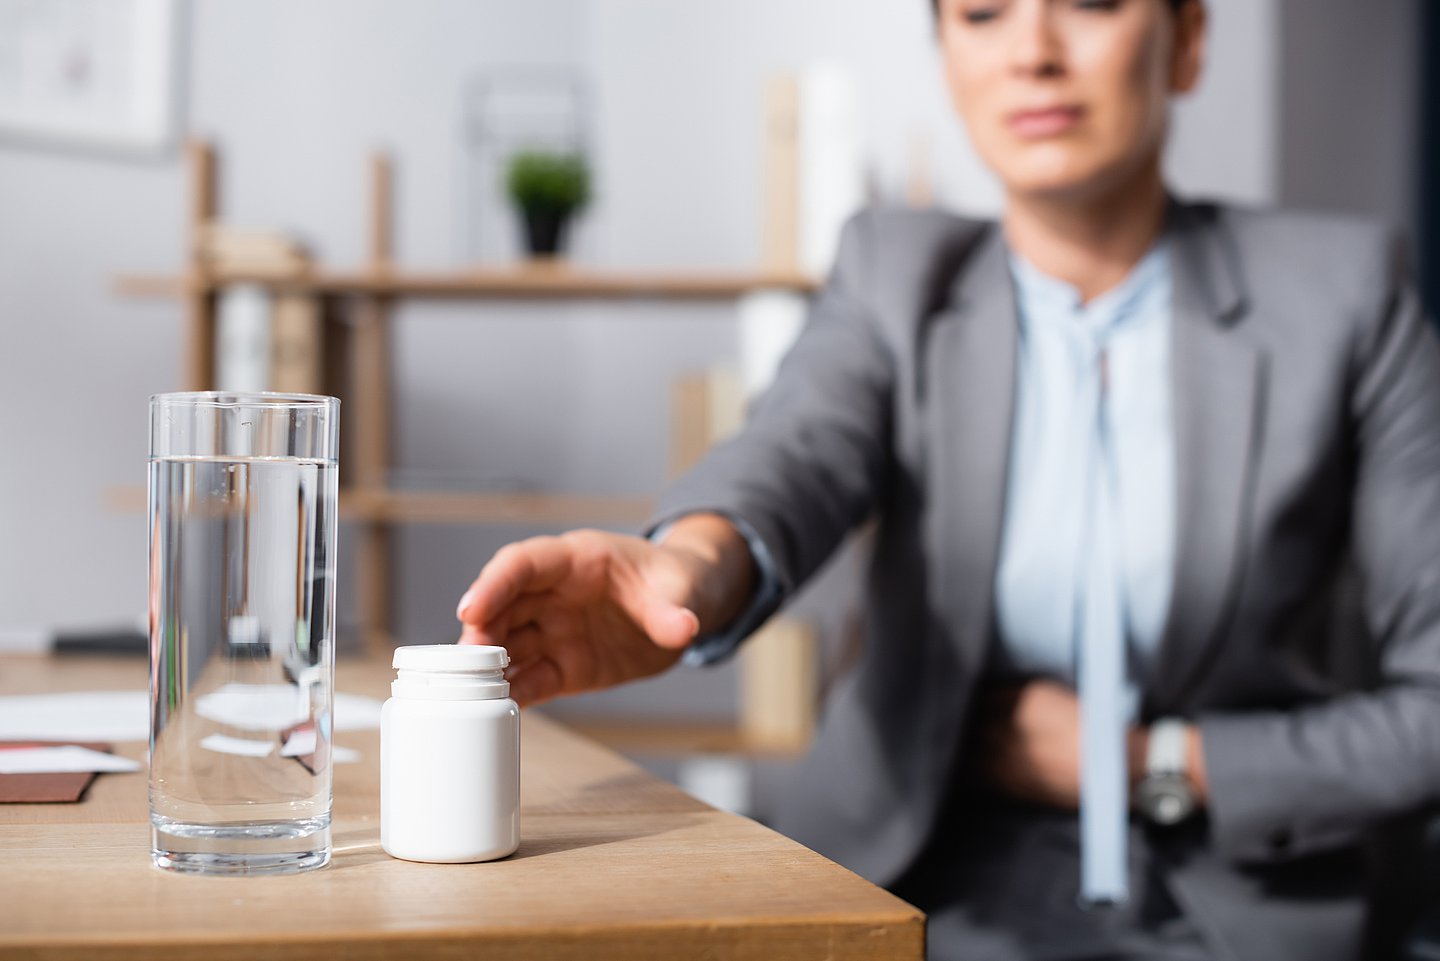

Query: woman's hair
(931, 0), (1189, 15)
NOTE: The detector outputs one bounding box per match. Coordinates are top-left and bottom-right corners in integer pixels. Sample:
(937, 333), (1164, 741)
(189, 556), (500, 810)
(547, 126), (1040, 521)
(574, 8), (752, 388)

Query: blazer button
(1267, 827), (1293, 854)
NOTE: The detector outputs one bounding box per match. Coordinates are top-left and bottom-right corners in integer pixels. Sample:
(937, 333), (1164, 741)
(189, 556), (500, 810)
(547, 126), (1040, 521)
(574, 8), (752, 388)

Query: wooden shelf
(106, 486), (654, 527)
(115, 265), (818, 300)
(113, 141), (805, 659)
(345, 488), (654, 526)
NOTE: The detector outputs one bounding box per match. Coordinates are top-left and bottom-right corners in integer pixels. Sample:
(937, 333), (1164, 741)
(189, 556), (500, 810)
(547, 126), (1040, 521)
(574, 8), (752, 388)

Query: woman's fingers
(453, 532), (698, 707)
(506, 655), (564, 707)
(645, 601), (701, 649)
(505, 647), (544, 678)
(458, 593), (537, 648)
(504, 580), (694, 651)
(463, 552), (698, 652)
(455, 537), (575, 626)
(612, 573), (699, 649)
(502, 594), (551, 634)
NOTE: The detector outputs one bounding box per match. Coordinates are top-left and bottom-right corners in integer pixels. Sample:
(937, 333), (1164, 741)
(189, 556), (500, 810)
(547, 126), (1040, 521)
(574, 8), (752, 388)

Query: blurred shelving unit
(115, 140), (819, 680)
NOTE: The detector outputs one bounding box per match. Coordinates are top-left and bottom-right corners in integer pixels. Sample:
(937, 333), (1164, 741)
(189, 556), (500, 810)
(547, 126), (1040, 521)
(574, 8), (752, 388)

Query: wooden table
(0, 655), (923, 961)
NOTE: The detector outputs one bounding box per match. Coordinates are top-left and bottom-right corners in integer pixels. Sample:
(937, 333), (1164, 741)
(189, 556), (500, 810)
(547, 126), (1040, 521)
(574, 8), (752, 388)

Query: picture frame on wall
(461, 67), (591, 263)
(0, 0), (183, 157)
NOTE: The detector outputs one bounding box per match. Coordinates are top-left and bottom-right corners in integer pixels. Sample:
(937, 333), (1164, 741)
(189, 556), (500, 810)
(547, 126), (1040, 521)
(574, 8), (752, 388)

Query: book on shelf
(669, 366), (745, 479)
(739, 616), (818, 751)
(215, 288), (324, 396)
(207, 224), (324, 395)
(215, 284), (270, 392)
(198, 223), (312, 277)
(269, 293), (323, 394)
(763, 65), (864, 279)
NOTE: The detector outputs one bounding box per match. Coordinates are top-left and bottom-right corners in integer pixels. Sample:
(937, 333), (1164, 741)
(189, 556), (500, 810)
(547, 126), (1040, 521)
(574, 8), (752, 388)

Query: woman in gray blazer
(455, 1), (1440, 958)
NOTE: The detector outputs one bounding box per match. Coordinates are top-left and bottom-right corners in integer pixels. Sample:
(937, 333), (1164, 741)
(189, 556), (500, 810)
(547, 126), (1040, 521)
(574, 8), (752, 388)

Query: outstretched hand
(455, 528), (712, 707)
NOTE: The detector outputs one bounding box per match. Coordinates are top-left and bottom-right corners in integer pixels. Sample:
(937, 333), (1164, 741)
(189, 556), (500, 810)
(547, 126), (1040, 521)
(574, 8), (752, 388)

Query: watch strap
(1146, 718), (1189, 779)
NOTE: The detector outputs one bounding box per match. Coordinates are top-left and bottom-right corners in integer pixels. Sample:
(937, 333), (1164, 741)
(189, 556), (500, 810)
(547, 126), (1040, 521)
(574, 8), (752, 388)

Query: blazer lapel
(923, 225), (1017, 670)
(1144, 202), (1267, 714)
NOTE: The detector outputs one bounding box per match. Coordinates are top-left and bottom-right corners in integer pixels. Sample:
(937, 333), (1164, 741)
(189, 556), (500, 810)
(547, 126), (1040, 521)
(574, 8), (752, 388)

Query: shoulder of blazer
(1205, 199), (1398, 258)
(837, 206), (997, 325)
(1181, 197), (1410, 346)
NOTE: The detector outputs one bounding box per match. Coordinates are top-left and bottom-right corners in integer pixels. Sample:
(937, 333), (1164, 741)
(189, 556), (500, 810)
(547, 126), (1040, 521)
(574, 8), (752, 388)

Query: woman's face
(937, 0), (1204, 202)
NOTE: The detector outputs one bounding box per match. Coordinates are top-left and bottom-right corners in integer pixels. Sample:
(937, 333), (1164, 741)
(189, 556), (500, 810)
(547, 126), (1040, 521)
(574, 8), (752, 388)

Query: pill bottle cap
(392, 644), (508, 672)
(390, 644), (510, 700)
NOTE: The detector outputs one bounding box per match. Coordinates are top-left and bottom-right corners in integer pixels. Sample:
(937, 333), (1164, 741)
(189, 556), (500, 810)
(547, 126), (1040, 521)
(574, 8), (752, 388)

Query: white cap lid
(392, 644), (508, 672)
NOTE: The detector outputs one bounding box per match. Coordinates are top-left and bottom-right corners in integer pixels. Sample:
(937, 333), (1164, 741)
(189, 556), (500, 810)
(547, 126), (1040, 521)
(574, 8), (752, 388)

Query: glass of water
(148, 391), (339, 875)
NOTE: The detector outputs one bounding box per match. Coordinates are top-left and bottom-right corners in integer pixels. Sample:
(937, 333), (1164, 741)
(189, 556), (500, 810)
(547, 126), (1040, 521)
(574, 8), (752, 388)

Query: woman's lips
(1008, 106), (1084, 138)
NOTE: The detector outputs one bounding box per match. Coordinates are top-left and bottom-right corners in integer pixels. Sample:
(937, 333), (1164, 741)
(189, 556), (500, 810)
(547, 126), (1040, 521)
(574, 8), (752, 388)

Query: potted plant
(504, 150), (591, 259)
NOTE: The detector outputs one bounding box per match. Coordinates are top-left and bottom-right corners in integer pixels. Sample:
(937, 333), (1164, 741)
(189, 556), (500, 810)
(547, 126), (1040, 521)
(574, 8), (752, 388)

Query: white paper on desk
(333, 692), (383, 731)
(195, 685), (383, 732)
(279, 729), (360, 764)
(0, 691), (148, 742)
(0, 687), (381, 743)
(0, 745), (142, 774)
(200, 733), (275, 758)
(195, 684), (309, 731)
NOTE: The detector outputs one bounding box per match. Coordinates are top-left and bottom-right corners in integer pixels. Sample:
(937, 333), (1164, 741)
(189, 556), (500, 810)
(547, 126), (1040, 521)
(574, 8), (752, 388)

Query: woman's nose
(1008, 2), (1066, 78)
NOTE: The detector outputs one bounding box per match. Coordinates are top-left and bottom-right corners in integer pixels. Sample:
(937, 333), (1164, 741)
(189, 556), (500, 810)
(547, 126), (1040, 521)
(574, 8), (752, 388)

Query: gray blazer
(655, 200), (1440, 961)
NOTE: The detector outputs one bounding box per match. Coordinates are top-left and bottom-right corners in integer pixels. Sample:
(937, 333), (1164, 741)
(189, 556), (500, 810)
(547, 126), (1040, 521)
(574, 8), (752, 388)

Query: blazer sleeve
(651, 211), (895, 609)
(1198, 236), (1440, 864)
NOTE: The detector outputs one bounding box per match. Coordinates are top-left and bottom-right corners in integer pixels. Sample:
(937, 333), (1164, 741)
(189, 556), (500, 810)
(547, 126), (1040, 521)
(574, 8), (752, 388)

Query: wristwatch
(1135, 718), (1198, 826)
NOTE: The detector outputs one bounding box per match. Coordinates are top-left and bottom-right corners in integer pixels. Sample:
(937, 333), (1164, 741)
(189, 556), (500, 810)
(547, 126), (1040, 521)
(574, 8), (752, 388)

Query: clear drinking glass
(148, 391), (340, 875)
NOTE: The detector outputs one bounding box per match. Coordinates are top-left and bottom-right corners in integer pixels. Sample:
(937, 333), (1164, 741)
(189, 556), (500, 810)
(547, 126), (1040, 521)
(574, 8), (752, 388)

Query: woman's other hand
(978, 679), (1085, 809)
(978, 680), (1209, 810)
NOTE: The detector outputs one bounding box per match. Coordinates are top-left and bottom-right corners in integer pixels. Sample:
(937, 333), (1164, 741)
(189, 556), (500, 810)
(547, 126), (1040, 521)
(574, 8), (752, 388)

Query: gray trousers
(891, 798), (1214, 961)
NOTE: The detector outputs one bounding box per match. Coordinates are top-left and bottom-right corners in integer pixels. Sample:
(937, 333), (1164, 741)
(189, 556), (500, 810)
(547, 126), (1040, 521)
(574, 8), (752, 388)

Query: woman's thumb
(636, 597), (700, 650)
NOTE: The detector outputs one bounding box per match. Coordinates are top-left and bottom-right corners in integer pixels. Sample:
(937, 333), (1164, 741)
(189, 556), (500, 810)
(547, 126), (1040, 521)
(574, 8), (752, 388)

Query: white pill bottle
(381, 644), (520, 863)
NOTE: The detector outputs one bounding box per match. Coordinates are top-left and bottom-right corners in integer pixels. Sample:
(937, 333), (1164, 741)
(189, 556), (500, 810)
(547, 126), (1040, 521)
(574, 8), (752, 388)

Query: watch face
(1137, 774), (1197, 826)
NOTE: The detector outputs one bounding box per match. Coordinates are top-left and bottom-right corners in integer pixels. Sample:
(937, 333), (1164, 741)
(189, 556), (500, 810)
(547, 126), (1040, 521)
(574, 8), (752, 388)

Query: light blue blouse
(992, 244), (1176, 722)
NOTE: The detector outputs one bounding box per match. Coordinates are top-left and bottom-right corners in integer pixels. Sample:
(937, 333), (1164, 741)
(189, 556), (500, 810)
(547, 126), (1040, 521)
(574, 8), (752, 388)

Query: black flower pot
(522, 208), (571, 258)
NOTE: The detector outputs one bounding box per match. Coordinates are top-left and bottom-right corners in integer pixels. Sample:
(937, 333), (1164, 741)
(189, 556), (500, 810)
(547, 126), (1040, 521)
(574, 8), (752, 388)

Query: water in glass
(149, 453), (337, 875)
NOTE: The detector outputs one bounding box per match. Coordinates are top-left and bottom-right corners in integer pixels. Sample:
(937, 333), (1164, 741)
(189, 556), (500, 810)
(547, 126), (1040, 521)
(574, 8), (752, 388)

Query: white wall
(1168, 0), (1280, 204)
(0, 0), (604, 638)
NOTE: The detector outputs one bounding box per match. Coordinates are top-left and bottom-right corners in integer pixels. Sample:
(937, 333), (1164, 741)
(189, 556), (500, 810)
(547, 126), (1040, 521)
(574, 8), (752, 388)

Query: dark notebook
(0, 741), (113, 803)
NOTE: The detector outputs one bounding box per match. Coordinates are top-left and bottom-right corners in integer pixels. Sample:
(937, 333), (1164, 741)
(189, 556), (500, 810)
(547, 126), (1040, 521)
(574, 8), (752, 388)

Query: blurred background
(0, 0), (1431, 818)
